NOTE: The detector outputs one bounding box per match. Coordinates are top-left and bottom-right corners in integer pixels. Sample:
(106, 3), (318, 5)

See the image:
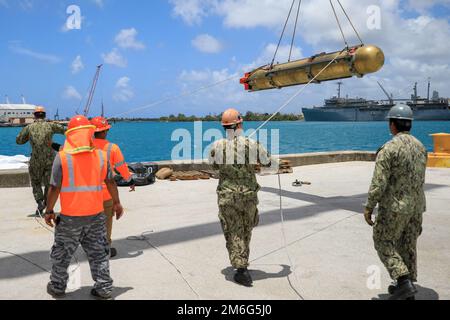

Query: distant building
(0, 104), (36, 124)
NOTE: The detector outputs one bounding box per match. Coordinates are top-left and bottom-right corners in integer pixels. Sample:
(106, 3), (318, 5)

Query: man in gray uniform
(44, 116), (124, 300)
(365, 104), (427, 300)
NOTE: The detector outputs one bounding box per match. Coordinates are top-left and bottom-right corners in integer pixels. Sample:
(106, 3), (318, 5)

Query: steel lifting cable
(277, 174), (305, 300)
(112, 74), (240, 118)
(127, 232), (200, 299)
(271, 0), (297, 67)
(289, 0), (302, 62)
(337, 0), (364, 45)
(0, 250), (50, 273)
(0, 213), (81, 277)
(329, 0), (349, 48)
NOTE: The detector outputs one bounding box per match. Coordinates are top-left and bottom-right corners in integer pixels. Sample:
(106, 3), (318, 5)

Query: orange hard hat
(91, 117), (112, 132)
(67, 115), (95, 133)
(222, 108), (243, 126)
(34, 106), (46, 113)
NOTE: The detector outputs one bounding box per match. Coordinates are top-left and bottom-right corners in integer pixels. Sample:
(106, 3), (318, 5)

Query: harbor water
(1, 121), (449, 163)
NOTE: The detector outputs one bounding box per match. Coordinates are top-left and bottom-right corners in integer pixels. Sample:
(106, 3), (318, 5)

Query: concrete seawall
(0, 151), (376, 188)
(145, 151), (377, 171)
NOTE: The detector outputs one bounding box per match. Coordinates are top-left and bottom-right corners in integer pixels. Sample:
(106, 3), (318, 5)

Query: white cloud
(255, 43), (302, 66)
(115, 28), (146, 50)
(217, 0), (292, 29)
(113, 77), (134, 102)
(92, 0), (104, 8)
(71, 55), (84, 74)
(62, 86), (82, 100)
(9, 43), (61, 64)
(102, 48), (127, 68)
(19, 0), (33, 10)
(192, 34), (223, 53)
(169, 0), (216, 25)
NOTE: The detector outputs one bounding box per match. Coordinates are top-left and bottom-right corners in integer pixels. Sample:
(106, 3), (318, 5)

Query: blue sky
(1, 0), (450, 118)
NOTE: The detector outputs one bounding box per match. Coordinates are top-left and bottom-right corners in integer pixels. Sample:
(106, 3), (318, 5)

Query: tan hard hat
(222, 108), (243, 126)
(34, 106), (46, 113)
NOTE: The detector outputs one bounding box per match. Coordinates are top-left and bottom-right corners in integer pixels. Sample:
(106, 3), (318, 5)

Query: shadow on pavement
(221, 264), (292, 284)
(372, 285), (439, 300)
(61, 286), (134, 300)
(1, 183), (447, 280)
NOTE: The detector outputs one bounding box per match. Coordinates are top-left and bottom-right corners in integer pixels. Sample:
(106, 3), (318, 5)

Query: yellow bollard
(428, 133), (450, 168)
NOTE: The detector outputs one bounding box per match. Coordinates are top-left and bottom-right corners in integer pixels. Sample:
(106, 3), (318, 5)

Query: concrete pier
(0, 160), (448, 300)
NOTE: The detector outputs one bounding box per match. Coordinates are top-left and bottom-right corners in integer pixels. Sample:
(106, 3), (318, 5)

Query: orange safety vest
(59, 149), (108, 216)
(93, 139), (132, 201)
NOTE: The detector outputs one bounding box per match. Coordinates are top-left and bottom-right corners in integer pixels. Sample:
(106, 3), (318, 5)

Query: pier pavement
(0, 161), (449, 300)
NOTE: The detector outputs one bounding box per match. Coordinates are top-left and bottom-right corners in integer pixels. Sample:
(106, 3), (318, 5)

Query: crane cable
(330, 0), (364, 47)
(270, 0), (297, 68)
(336, 0), (364, 45)
(329, 0), (349, 48)
(112, 74), (240, 118)
(289, 0), (302, 62)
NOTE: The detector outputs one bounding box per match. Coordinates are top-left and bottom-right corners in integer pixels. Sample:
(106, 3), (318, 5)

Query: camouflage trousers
(373, 209), (423, 281)
(50, 213), (113, 295)
(218, 193), (259, 269)
(29, 161), (52, 203)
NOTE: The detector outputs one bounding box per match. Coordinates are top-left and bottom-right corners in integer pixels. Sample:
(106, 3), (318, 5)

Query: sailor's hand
(129, 184), (136, 192)
(364, 208), (374, 227)
(114, 203), (124, 220)
(45, 212), (56, 228)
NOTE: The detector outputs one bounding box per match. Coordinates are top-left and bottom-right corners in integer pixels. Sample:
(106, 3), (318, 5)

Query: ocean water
(1, 121), (449, 162)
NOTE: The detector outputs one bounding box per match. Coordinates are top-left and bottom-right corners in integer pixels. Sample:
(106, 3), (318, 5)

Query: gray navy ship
(303, 81), (450, 121)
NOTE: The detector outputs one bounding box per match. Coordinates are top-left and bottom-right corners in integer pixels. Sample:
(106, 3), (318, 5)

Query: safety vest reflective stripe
(107, 143), (114, 163)
(114, 160), (125, 168)
(61, 152), (104, 193)
(99, 149), (105, 173)
(61, 186), (103, 192)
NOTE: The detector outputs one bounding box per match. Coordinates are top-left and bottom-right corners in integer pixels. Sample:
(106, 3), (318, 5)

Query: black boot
(234, 268), (253, 287)
(110, 248), (117, 258)
(389, 277), (417, 300)
(389, 280), (418, 296)
(36, 200), (46, 217)
(47, 282), (66, 299)
(91, 288), (112, 300)
(388, 282), (397, 295)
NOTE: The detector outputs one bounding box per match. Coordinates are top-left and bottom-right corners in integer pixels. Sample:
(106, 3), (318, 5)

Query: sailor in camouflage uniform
(209, 108), (276, 287)
(16, 106), (65, 215)
(365, 104), (427, 300)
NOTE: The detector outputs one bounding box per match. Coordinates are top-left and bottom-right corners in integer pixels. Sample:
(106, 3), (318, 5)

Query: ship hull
(303, 107), (450, 121)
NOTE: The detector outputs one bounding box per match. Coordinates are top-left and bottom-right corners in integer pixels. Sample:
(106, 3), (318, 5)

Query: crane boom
(83, 64), (103, 117)
(377, 81), (393, 104)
